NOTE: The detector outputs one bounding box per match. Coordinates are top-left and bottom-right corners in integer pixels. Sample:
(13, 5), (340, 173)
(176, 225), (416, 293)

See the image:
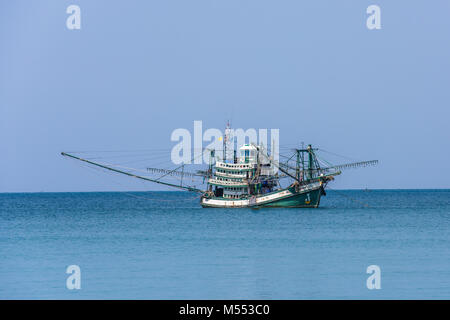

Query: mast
(223, 136), (226, 163)
(295, 144), (318, 181)
(61, 152), (204, 193)
(223, 121), (233, 163)
(308, 144), (313, 180)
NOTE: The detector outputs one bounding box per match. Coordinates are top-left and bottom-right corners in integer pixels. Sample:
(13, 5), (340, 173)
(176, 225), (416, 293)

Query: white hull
(201, 182), (322, 208)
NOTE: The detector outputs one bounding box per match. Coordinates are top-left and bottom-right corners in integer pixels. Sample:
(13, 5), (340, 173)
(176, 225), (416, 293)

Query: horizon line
(1, 188), (450, 194)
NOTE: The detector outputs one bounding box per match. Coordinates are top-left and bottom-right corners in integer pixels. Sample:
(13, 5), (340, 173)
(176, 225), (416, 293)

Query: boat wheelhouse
(207, 144), (275, 200)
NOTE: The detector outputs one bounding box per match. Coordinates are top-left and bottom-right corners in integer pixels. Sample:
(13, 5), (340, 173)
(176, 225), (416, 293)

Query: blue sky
(1, 0), (449, 192)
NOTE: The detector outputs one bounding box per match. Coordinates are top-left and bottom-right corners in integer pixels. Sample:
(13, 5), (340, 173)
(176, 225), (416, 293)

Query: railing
(215, 161), (254, 170)
(214, 171), (246, 179)
(208, 178), (248, 187)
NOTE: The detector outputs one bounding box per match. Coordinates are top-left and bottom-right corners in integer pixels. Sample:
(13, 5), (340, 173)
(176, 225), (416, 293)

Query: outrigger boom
(61, 138), (377, 208)
(61, 152), (204, 193)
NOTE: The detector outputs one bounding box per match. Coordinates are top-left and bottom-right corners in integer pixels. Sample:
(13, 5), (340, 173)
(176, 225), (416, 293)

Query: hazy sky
(1, 0), (449, 192)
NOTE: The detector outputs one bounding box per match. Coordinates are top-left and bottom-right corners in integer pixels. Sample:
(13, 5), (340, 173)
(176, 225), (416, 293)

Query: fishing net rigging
(62, 148), (211, 192)
(61, 142), (378, 208)
(70, 159), (202, 203)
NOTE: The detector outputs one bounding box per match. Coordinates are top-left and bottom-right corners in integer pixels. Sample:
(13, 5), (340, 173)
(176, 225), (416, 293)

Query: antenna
(223, 120), (233, 162)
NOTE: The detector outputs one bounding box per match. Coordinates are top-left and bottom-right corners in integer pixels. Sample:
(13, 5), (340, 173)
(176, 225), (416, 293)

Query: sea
(0, 190), (449, 299)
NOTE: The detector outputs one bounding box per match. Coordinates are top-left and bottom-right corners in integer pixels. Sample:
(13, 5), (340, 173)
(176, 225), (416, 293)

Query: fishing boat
(199, 144), (337, 208)
(61, 129), (377, 209)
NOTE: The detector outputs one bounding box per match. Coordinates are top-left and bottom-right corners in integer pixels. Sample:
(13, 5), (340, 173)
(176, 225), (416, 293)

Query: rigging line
(69, 157), (139, 193)
(80, 162), (201, 202)
(71, 158), (202, 184)
(279, 153), (296, 160)
(317, 148), (357, 161)
(317, 157), (334, 168)
(258, 149), (299, 181)
(83, 152), (171, 161)
(66, 148), (174, 153)
(278, 142), (305, 147)
(86, 162), (160, 176)
(315, 155), (336, 168)
(86, 160), (204, 186)
(113, 155), (172, 166)
(79, 159), (199, 199)
(152, 147), (214, 172)
(154, 149), (206, 181)
(131, 157), (188, 171)
(62, 153), (204, 193)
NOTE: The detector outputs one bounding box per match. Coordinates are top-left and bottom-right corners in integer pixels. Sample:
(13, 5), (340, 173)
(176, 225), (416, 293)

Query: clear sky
(1, 0), (449, 192)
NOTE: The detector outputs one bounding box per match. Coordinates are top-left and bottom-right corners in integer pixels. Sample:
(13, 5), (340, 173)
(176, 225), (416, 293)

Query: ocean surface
(1, 190), (449, 299)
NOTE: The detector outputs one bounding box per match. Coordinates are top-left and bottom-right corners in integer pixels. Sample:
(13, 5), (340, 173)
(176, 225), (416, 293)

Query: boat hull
(200, 183), (324, 208)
